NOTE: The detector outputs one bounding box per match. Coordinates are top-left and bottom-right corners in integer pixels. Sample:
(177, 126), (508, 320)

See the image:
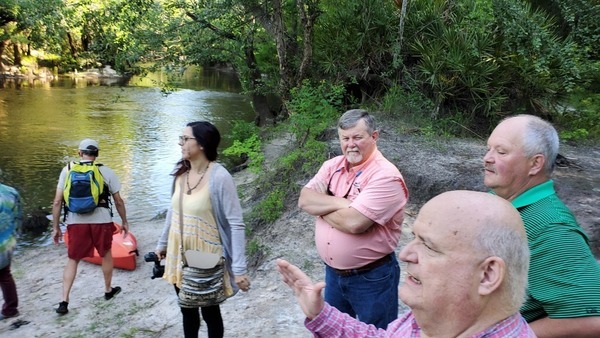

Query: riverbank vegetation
(1, 0), (598, 136)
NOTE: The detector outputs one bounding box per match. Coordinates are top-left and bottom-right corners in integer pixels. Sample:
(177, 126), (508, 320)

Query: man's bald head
(420, 190), (525, 238)
(419, 190), (529, 309)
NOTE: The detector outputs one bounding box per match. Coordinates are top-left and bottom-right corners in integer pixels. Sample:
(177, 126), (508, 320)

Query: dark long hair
(172, 121), (221, 178)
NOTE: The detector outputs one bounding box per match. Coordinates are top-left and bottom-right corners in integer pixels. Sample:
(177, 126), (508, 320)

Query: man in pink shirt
(279, 190), (536, 338)
(298, 109), (408, 328)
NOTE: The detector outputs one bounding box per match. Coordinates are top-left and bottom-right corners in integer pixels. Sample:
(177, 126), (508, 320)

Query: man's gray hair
(474, 224), (530, 310)
(338, 109), (376, 134)
(505, 115), (559, 175)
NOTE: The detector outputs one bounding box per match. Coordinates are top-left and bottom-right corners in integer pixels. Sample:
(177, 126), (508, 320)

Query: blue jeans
(324, 254), (400, 329)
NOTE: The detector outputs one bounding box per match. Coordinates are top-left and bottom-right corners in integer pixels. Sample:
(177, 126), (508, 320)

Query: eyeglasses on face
(179, 135), (196, 143)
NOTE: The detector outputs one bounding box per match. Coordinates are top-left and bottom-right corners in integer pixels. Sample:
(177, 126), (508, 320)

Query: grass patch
(555, 90), (600, 142)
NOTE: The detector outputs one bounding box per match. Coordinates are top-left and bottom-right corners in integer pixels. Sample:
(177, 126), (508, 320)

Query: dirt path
(2, 216), (316, 338)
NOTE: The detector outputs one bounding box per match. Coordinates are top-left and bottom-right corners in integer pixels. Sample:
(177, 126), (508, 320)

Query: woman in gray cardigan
(155, 121), (250, 338)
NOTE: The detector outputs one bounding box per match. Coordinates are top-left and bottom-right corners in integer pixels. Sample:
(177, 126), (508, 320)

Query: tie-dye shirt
(0, 183), (22, 267)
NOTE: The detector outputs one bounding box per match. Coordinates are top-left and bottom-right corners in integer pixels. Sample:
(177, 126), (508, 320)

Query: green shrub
(493, 0), (581, 114)
(279, 139), (328, 176)
(229, 119), (259, 142)
(287, 80), (345, 145)
(223, 121), (264, 172)
(223, 134), (264, 173)
(556, 91), (600, 141)
(247, 239), (263, 256)
(560, 128), (589, 142)
(400, 0), (586, 130)
(20, 55), (38, 67)
(243, 80), (344, 231)
(252, 188), (285, 224)
(406, 0), (506, 122)
(380, 85), (434, 120)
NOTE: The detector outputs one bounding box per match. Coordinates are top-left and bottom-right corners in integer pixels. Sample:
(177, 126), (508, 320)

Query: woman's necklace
(186, 162), (210, 195)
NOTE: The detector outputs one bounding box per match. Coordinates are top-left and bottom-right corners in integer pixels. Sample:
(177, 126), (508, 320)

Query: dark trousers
(174, 285), (224, 338)
(0, 264), (18, 317)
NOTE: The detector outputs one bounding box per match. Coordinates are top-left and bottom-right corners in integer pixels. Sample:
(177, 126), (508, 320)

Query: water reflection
(0, 67), (254, 248)
(0, 74), (130, 89)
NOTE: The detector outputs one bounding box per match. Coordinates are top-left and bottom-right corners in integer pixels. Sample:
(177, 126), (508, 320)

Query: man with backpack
(51, 139), (130, 315)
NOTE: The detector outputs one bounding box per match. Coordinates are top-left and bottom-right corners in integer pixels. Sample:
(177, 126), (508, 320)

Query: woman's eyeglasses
(179, 135), (197, 143)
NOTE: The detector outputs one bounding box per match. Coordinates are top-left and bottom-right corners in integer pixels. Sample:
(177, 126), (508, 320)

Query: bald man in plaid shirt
(279, 191), (536, 338)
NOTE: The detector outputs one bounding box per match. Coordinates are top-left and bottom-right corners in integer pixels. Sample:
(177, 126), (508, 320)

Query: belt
(331, 254), (393, 277)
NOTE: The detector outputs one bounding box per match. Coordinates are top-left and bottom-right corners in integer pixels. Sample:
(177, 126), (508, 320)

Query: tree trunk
(297, 0), (320, 82)
(252, 93), (272, 126)
(272, 0), (293, 100)
(0, 40), (7, 73)
(67, 32), (78, 57)
(13, 42), (21, 66)
(393, 0), (409, 68)
(82, 31), (91, 51)
(244, 33), (272, 126)
(245, 0), (321, 120)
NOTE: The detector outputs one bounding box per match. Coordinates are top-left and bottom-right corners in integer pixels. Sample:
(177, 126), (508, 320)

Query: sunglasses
(326, 169), (363, 198)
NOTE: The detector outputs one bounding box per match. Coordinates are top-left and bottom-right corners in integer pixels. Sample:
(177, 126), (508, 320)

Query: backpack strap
(62, 162), (74, 222)
(94, 163), (113, 216)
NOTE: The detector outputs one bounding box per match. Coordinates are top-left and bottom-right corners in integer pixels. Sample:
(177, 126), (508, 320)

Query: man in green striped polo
(483, 114), (600, 337)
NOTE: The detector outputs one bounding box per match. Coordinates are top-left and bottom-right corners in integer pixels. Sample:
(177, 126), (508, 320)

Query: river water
(0, 67), (254, 247)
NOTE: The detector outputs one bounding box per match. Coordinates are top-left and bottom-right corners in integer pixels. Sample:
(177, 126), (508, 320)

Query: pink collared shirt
(305, 150), (408, 269)
(305, 303), (537, 337)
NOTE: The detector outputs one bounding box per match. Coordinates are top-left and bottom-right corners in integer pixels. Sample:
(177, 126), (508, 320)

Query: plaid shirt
(306, 303), (537, 337)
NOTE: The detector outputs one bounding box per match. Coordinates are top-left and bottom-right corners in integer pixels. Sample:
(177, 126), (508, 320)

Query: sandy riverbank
(1, 216), (320, 338)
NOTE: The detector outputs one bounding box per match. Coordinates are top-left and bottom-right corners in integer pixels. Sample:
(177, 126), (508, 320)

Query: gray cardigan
(156, 163), (247, 293)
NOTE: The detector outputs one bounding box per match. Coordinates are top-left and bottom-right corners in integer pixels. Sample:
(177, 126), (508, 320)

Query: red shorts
(66, 223), (116, 260)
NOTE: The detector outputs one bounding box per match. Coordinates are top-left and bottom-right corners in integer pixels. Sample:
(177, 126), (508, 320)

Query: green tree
(0, 0), (18, 27)
(313, 0), (398, 102)
(62, 0), (162, 72)
(159, 0), (322, 125)
(159, 0), (274, 124)
(0, 0), (19, 72)
(492, 0), (580, 116)
(0, 0), (65, 70)
(391, 0), (582, 127)
(405, 0), (504, 120)
(527, 0), (600, 60)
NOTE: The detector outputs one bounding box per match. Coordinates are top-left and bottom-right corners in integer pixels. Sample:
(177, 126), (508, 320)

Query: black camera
(144, 252), (165, 280)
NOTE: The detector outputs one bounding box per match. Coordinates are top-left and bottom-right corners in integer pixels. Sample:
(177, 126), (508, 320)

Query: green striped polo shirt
(512, 180), (600, 322)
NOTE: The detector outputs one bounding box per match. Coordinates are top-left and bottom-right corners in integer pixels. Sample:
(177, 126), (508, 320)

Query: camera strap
(178, 176), (188, 266)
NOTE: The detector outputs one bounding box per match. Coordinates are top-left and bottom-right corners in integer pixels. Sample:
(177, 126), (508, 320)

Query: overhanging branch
(185, 11), (238, 41)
